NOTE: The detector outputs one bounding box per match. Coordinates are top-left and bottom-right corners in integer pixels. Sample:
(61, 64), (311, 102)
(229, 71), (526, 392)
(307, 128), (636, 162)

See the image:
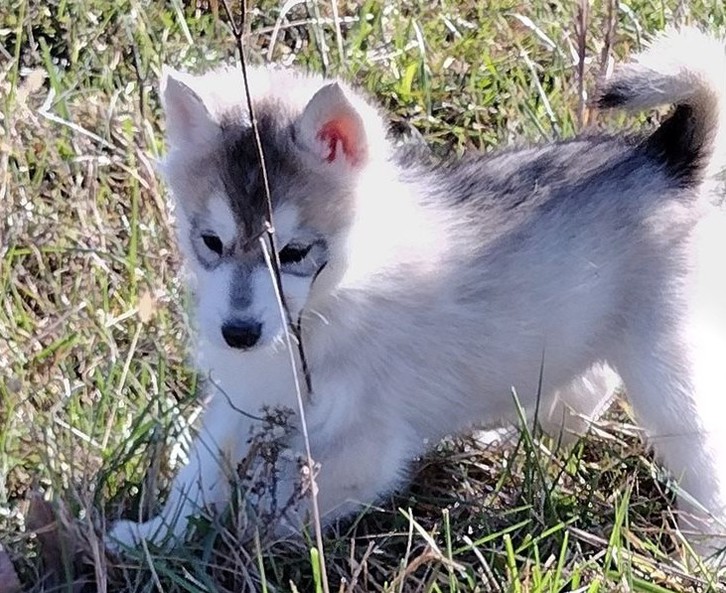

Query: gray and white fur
(110, 28), (726, 557)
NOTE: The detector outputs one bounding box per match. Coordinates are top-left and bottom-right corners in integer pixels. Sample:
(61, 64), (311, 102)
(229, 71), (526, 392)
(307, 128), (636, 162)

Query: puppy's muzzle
(221, 319), (262, 350)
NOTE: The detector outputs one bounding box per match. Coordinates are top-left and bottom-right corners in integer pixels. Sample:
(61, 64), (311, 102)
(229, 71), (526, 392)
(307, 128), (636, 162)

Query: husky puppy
(110, 29), (726, 556)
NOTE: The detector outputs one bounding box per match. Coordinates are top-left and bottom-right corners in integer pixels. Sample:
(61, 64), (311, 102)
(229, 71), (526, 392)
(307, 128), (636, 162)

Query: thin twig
(267, 0), (306, 63)
(216, 2), (328, 592)
(330, 0), (346, 66)
(127, 34), (147, 123)
(38, 93), (117, 150)
(592, 0), (616, 127)
(599, 0), (617, 82)
(219, 0), (312, 396)
(260, 237), (330, 593)
(208, 375), (267, 423)
(518, 46), (559, 139)
(307, 0), (330, 75)
(575, 0), (589, 130)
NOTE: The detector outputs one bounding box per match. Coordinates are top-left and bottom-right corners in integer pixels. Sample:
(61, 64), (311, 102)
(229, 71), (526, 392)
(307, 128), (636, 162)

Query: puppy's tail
(597, 27), (726, 187)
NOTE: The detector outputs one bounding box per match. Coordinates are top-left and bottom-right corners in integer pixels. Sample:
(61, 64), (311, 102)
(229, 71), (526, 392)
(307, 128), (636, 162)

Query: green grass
(2, 0), (726, 591)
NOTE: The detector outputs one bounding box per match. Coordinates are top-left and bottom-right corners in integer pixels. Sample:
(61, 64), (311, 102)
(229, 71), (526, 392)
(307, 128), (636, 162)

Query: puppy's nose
(221, 319), (262, 349)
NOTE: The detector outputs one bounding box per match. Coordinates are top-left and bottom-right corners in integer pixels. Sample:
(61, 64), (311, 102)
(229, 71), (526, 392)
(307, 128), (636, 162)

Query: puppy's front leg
(274, 408), (417, 533)
(109, 394), (242, 549)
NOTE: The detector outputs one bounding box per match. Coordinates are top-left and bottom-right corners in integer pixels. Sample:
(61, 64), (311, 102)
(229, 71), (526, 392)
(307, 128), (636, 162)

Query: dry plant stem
(330, 0), (346, 65)
(208, 375), (267, 422)
(260, 237), (329, 593)
(217, 2), (328, 592)
(575, 0), (589, 130)
(599, 0), (617, 82)
(218, 0), (312, 395)
(308, 0), (330, 75)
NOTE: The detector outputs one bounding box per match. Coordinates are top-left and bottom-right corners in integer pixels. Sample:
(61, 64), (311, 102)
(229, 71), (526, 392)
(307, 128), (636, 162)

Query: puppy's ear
(295, 83), (371, 169)
(160, 66), (219, 148)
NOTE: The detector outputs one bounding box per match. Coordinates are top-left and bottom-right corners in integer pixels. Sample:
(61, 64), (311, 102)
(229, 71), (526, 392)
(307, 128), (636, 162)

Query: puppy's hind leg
(541, 362), (622, 444)
(614, 312), (726, 559)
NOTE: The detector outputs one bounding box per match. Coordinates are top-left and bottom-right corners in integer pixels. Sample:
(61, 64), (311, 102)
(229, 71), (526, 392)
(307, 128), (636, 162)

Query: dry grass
(2, 0), (726, 591)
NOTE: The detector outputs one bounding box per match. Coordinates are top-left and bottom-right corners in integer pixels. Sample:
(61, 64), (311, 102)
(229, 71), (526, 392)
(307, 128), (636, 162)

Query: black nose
(221, 319), (262, 349)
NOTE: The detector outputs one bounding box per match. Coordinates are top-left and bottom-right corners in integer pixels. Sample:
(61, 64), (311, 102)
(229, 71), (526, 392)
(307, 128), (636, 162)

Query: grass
(2, 0), (726, 591)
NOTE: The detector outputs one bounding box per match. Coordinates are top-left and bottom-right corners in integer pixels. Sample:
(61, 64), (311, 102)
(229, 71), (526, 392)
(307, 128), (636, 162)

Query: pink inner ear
(317, 118), (363, 166)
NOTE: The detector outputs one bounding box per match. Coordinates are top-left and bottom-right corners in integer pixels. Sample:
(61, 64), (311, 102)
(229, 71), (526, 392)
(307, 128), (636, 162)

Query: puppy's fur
(111, 29), (726, 555)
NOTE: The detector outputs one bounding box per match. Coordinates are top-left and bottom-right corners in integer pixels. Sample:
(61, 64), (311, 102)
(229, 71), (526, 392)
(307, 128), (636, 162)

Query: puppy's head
(159, 65), (388, 351)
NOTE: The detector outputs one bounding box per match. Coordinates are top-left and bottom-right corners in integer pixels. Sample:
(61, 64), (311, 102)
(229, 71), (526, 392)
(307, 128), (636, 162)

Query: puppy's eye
(202, 233), (223, 255)
(279, 243), (312, 265)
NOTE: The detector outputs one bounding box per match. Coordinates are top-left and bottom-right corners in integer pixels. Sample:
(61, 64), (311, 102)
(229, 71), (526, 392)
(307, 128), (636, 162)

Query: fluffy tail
(597, 28), (726, 187)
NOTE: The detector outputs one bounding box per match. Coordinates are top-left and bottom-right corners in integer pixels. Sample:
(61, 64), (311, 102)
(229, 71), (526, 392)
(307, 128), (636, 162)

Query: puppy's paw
(107, 517), (170, 553)
(106, 520), (143, 553)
